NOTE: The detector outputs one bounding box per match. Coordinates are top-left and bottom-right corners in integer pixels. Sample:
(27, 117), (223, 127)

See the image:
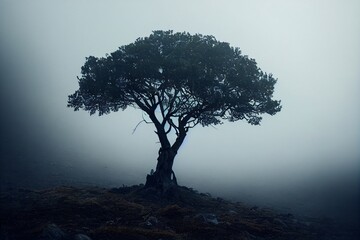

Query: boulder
(38, 224), (67, 240)
(73, 234), (92, 240)
(194, 213), (219, 225)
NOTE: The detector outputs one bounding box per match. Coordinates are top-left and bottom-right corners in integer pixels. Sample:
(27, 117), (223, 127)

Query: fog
(1, 0), (359, 225)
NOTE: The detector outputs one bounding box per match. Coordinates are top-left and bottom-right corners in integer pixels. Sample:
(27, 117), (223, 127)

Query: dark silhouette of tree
(68, 30), (281, 192)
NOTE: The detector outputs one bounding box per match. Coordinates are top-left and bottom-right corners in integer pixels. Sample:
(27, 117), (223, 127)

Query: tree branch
(171, 121), (187, 153)
(132, 113), (152, 134)
(130, 92), (150, 113)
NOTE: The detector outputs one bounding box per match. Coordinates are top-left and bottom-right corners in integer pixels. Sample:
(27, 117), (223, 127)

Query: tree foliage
(68, 30), (281, 138)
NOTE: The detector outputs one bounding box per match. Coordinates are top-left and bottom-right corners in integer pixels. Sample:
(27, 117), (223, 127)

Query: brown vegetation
(0, 185), (356, 239)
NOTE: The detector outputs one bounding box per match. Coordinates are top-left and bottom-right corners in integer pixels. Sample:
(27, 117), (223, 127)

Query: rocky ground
(0, 185), (358, 240)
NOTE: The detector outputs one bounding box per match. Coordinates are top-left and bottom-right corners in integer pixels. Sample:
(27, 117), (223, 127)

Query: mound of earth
(0, 185), (358, 240)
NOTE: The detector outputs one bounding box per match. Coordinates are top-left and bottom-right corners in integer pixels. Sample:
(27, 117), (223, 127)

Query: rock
(139, 216), (159, 228)
(195, 213), (219, 225)
(147, 216), (159, 226)
(105, 217), (123, 226)
(242, 231), (257, 240)
(73, 234), (92, 240)
(228, 210), (237, 215)
(38, 224), (68, 240)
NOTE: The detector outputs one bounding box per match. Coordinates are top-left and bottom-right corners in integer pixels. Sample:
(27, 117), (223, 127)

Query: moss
(158, 204), (193, 218)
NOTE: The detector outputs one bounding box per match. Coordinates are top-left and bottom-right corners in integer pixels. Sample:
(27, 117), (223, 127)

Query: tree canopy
(68, 30), (281, 135)
(68, 30), (282, 190)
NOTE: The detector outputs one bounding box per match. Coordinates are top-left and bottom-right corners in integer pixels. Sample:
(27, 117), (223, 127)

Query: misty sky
(1, 0), (360, 218)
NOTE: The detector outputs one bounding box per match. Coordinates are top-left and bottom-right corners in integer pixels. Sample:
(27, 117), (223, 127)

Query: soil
(0, 185), (358, 240)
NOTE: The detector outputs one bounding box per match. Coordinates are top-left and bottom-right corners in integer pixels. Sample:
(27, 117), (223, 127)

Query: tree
(68, 30), (281, 192)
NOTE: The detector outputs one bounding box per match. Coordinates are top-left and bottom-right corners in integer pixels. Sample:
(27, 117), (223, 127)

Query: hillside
(0, 185), (358, 240)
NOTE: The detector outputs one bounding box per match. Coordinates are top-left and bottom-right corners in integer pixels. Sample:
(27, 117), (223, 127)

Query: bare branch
(132, 113), (152, 134)
(165, 123), (172, 134)
(132, 120), (145, 134)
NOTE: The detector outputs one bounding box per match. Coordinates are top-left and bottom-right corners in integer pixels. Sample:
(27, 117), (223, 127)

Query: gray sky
(1, 0), (360, 219)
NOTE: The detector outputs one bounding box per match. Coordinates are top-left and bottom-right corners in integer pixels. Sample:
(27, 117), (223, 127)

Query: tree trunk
(145, 147), (178, 191)
(144, 116), (187, 193)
